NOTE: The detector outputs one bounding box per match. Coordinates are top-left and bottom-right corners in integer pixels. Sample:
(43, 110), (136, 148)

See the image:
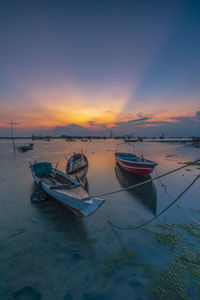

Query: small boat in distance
(115, 143), (157, 177)
(18, 143), (34, 152)
(124, 138), (137, 142)
(30, 161), (104, 216)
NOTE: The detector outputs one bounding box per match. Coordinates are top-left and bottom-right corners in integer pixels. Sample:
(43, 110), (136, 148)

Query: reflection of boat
(30, 162), (104, 217)
(115, 164), (157, 214)
(18, 143), (33, 152)
(31, 183), (48, 203)
(115, 143), (157, 177)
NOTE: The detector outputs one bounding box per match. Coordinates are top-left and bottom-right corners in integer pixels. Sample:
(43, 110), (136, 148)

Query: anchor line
(106, 174), (200, 230)
(155, 167), (200, 224)
(91, 158), (200, 198)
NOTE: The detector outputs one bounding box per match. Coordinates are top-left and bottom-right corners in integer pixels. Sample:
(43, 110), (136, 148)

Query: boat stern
(80, 198), (104, 216)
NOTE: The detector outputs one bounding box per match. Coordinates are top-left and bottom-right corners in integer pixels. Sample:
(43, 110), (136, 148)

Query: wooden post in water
(10, 120), (16, 153)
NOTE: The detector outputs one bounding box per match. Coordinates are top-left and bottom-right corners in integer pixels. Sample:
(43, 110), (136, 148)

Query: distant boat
(115, 163), (157, 214)
(30, 162), (104, 216)
(192, 137), (200, 143)
(18, 143), (33, 152)
(115, 143), (157, 177)
(124, 138), (137, 142)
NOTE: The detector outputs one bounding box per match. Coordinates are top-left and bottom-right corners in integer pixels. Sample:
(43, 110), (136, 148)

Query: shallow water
(0, 139), (200, 299)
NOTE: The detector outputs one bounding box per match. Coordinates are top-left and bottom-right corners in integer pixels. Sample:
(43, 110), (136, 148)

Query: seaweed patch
(103, 247), (138, 275)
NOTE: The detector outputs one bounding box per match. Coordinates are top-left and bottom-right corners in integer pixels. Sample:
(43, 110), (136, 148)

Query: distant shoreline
(0, 136), (197, 140)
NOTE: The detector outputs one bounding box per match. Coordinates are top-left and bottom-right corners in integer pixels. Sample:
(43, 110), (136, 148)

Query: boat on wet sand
(66, 153), (88, 175)
(115, 143), (157, 177)
(66, 153), (89, 187)
(30, 162), (104, 216)
(116, 152), (157, 176)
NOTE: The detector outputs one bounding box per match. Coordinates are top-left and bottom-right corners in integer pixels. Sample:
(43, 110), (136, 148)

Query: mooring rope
(106, 174), (200, 230)
(92, 158), (200, 198)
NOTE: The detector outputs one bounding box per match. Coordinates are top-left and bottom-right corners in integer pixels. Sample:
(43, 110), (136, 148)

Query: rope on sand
(92, 158), (200, 198)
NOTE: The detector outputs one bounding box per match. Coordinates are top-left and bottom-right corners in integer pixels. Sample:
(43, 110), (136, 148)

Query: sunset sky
(0, 0), (200, 137)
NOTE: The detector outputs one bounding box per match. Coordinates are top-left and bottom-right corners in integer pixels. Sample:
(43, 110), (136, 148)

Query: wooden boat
(115, 163), (157, 214)
(18, 143), (33, 152)
(66, 153), (89, 188)
(30, 162), (104, 216)
(116, 152), (157, 176)
(115, 143), (157, 177)
(66, 153), (88, 175)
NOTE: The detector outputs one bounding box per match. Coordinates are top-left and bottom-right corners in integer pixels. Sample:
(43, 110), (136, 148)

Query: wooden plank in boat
(56, 186), (89, 200)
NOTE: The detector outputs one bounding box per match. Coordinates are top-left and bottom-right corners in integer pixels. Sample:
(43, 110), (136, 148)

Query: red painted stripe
(117, 158), (153, 169)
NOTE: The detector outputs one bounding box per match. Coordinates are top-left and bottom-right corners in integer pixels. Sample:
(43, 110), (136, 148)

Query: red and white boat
(115, 144), (157, 177)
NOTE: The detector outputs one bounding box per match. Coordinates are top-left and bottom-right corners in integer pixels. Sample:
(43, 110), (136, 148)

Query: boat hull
(116, 157), (156, 177)
(66, 154), (88, 175)
(31, 168), (103, 217)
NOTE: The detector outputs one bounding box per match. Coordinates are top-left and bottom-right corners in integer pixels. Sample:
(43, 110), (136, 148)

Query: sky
(0, 0), (200, 137)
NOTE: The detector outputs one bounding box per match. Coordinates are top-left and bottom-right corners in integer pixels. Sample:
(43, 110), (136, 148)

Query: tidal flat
(0, 139), (200, 300)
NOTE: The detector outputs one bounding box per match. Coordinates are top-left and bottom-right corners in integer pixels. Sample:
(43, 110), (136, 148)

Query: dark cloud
(54, 124), (84, 131)
(113, 112), (200, 137)
(170, 116), (191, 122)
(128, 117), (150, 123)
(115, 119), (170, 127)
(53, 123), (108, 136)
(137, 113), (154, 119)
(170, 115), (200, 123)
(102, 125), (107, 129)
(88, 121), (95, 126)
(115, 117), (150, 126)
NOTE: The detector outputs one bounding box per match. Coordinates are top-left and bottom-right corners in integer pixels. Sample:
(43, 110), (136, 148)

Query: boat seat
(32, 162), (52, 176)
(50, 183), (81, 190)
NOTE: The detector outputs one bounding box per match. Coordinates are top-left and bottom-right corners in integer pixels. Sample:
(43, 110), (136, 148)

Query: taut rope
(92, 158), (200, 198)
(107, 174), (200, 230)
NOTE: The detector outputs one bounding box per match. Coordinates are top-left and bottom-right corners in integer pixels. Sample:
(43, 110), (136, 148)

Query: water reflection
(31, 195), (96, 257)
(115, 163), (157, 214)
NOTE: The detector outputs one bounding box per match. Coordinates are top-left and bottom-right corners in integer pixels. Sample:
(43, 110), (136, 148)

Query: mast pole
(11, 120), (16, 153)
